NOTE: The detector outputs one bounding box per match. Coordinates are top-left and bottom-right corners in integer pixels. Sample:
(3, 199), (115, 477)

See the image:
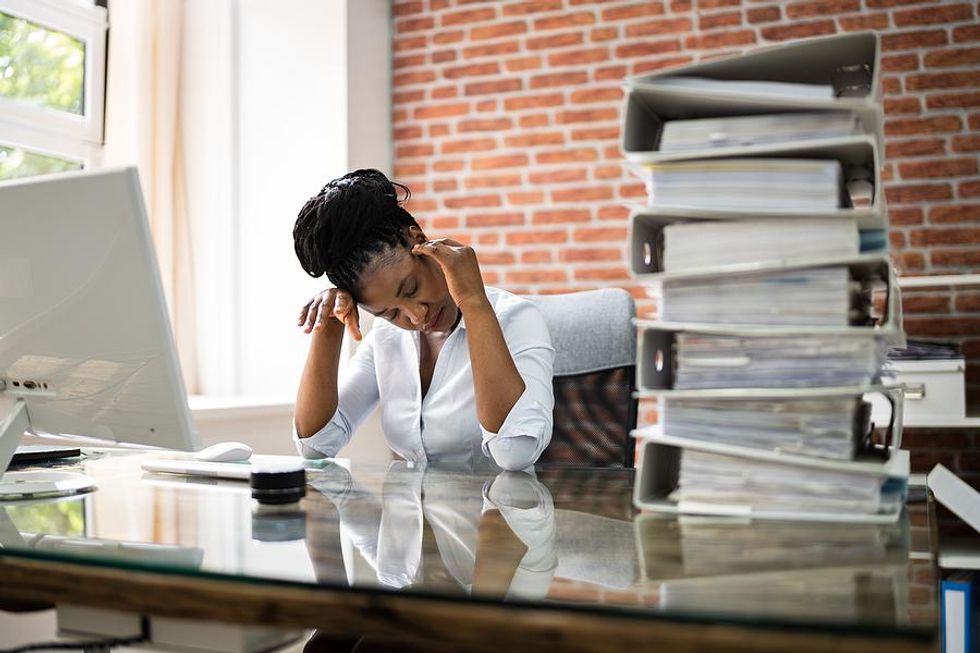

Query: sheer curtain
(102, 0), (198, 393)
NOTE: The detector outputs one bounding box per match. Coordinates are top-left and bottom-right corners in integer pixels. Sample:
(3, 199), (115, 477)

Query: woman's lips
(423, 305), (444, 332)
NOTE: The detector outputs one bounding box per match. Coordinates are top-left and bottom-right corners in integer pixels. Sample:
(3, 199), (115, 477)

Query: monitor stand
(0, 399), (96, 501)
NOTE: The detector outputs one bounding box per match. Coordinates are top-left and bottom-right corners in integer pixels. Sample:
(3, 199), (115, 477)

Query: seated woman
(292, 169), (555, 470)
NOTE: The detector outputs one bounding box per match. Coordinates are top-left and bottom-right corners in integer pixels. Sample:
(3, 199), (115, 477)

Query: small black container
(250, 465), (306, 505)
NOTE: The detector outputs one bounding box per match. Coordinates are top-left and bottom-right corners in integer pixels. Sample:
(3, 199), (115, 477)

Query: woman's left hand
(413, 239), (488, 310)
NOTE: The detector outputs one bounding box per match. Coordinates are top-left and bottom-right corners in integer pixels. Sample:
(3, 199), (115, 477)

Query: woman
(292, 169), (555, 470)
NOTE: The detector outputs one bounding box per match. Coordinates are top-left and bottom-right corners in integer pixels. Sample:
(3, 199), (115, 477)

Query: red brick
(463, 41), (520, 59)
(444, 194), (501, 209)
(953, 25), (980, 43)
(430, 86), (457, 99)
(394, 70), (436, 87)
(885, 115), (963, 136)
(471, 154), (529, 170)
(890, 207), (924, 225)
(839, 13), (889, 31)
(393, 1), (424, 17)
(909, 227), (980, 246)
(906, 71), (980, 92)
(572, 126), (620, 140)
(785, 0), (859, 19)
(574, 267), (631, 281)
(606, 145), (627, 160)
(552, 186), (614, 202)
(459, 118), (512, 132)
(971, 113), (980, 130)
(591, 27), (619, 42)
(394, 162), (425, 177)
(698, 11), (742, 30)
(903, 317), (980, 337)
(574, 227), (628, 242)
(697, 0), (739, 7)
(956, 292), (980, 311)
(396, 143), (434, 158)
(902, 295), (951, 313)
(471, 21), (527, 40)
(549, 47), (610, 67)
(531, 71), (589, 89)
(432, 159), (464, 172)
(925, 47), (980, 69)
(477, 99), (497, 112)
(520, 114), (550, 128)
(890, 230), (906, 248)
(393, 89), (424, 104)
(893, 4), (974, 27)
(598, 205), (630, 220)
(441, 138), (497, 154)
(899, 158), (979, 180)
(506, 230), (567, 245)
(433, 30), (464, 45)
(405, 198), (437, 213)
(521, 250), (553, 264)
(529, 168), (589, 184)
(633, 56), (695, 75)
(536, 148), (599, 164)
(507, 191), (545, 205)
(618, 182), (646, 198)
(465, 78), (522, 95)
(432, 50), (457, 64)
(441, 7), (496, 26)
(882, 30), (948, 51)
(465, 213), (525, 228)
(624, 18), (693, 38)
(430, 215), (459, 229)
(570, 87), (623, 104)
(502, 0), (564, 15)
(929, 205), (980, 223)
(931, 249), (980, 266)
(883, 76), (902, 94)
(506, 269), (569, 284)
(464, 174), (522, 189)
(560, 247), (622, 262)
(885, 183), (954, 203)
(887, 138), (946, 159)
(429, 0), (450, 9)
(533, 209), (591, 224)
(503, 93), (563, 111)
(595, 65), (629, 81)
(394, 54), (426, 69)
(602, 3), (666, 21)
(394, 125), (423, 140)
(444, 62), (499, 79)
(414, 103), (470, 120)
(686, 30), (757, 50)
(429, 123), (451, 136)
(394, 36), (427, 52)
(927, 91), (980, 109)
(504, 132), (565, 147)
(953, 135), (980, 152)
(526, 32), (584, 50)
(615, 39), (681, 58)
(884, 97), (922, 115)
(747, 6), (781, 23)
(961, 180), (980, 197)
(593, 164), (623, 179)
(505, 55), (542, 72)
(556, 108), (618, 124)
(761, 20), (836, 41)
(900, 250), (926, 271)
(432, 179), (457, 192)
(866, 0), (937, 6)
(881, 54), (920, 72)
(478, 251), (517, 266)
(534, 12), (596, 30)
(396, 16), (435, 33)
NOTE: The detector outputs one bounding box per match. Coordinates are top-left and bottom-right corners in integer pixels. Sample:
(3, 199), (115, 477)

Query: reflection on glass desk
(0, 450), (938, 651)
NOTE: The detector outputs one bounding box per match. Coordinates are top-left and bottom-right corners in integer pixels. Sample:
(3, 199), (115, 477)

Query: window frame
(0, 0), (107, 169)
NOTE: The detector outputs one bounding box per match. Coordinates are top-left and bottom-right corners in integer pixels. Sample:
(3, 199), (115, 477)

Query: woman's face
(355, 229), (460, 334)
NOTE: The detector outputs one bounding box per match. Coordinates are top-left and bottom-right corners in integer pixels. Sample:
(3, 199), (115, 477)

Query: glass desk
(0, 450), (938, 652)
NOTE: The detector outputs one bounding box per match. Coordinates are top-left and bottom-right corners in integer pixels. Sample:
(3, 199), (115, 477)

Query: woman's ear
(407, 225), (426, 244)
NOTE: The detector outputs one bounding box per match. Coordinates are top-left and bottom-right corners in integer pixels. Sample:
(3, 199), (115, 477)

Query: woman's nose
(405, 303), (426, 327)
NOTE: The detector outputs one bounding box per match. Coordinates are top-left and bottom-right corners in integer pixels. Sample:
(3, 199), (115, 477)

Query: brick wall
(390, 0), (980, 489)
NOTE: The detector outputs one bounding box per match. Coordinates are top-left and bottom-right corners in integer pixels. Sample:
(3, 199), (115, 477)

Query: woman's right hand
(297, 288), (362, 341)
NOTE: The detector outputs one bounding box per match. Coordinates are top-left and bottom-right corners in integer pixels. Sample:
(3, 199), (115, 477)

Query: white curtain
(102, 0), (198, 393)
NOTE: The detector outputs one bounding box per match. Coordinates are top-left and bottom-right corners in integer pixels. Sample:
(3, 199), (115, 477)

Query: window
(0, 0), (106, 181)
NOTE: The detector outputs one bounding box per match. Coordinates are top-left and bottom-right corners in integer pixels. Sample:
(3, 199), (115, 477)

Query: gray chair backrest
(524, 289), (637, 468)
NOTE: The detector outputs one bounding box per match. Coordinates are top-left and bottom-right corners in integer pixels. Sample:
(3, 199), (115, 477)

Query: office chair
(524, 289), (638, 468)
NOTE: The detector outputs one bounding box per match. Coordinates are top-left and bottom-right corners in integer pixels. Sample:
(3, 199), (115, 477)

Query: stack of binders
(625, 32), (909, 524)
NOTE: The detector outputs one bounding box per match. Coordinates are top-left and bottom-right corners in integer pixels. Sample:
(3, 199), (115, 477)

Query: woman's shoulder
(483, 287), (549, 332)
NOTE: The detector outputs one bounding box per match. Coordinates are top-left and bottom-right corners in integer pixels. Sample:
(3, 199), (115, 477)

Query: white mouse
(194, 441), (253, 463)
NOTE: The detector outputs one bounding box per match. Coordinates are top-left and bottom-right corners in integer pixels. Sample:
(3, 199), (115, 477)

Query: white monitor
(0, 167), (200, 495)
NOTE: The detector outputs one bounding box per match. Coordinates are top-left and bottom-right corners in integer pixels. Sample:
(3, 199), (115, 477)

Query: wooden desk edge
(0, 556), (935, 653)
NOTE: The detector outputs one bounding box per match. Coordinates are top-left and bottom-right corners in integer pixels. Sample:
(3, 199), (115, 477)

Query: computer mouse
(194, 441), (254, 463)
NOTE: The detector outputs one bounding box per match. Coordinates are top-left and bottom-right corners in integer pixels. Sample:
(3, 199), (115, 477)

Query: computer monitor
(0, 167), (201, 495)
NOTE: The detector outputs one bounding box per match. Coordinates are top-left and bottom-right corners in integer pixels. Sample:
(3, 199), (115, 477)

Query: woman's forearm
(461, 296), (525, 434)
(295, 321), (346, 438)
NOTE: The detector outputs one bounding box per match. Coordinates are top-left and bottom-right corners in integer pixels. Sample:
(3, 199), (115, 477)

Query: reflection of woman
(291, 170), (555, 470)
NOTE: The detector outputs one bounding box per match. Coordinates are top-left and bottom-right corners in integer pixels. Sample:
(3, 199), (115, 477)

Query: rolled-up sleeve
(294, 330), (381, 459)
(480, 300), (555, 471)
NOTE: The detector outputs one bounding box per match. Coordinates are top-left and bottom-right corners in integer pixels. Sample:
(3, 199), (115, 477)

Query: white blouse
(295, 287), (556, 470)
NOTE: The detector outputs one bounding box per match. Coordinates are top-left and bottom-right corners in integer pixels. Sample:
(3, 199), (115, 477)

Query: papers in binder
(632, 159), (843, 212)
(659, 111), (861, 153)
(645, 76), (835, 101)
(662, 217), (860, 273)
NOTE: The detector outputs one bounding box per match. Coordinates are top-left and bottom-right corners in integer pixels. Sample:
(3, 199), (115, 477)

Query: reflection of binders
(622, 31), (883, 160)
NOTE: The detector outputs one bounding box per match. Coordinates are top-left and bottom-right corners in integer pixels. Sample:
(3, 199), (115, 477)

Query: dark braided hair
(293, 169), (419, 295)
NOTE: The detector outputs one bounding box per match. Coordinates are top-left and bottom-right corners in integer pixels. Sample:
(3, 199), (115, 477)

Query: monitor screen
(0, 167), (200, 470)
